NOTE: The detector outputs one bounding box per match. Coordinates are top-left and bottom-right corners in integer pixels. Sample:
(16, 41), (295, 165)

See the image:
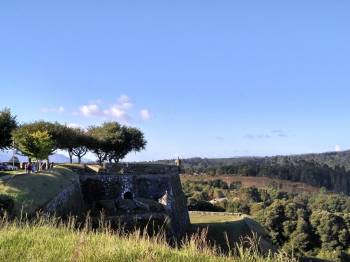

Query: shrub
(188, 200), (225, 212)
(0, 194), (14, 215)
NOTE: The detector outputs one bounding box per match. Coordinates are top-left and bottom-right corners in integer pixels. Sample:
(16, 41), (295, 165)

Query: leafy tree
(106, 126), (146, 163)
(310, 211), (350, 252)
(71, 128), (92, 164)
(0, 108), (17, 149)
(87, 125), (110, 165)
(284, 209), (313, 255)
(261, 200), (287, 246)
(13, 130), (54, 169)
(88, 122), (146, 165)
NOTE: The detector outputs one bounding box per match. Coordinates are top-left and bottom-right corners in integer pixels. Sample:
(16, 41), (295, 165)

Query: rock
(116, 199), (137, 212)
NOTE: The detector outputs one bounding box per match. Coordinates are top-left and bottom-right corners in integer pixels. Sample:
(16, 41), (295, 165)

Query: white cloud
(78, 95), (152, 123)
(80, 104), (101, 117)
(104, 106), (127, 118)
(140, 109), (151, 120)
(335, 145), (342, 152)
(118, 95), (133, 110)
(78, 95), (136, 122)
(42, 106), (65, 113)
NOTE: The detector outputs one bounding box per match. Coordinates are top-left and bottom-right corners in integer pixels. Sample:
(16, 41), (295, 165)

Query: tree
(0, 108), (17, 150)
(311, 211), (350, 252)
(13, 130), (54, 170)
(11, 121), (85, 164)
(106, 126), (146, 163)
(262, 200), (287, 246)
(284, 209), (313, 256)
(87, 125), (110, 165)
(87, 122), (146, 165)
(49, 123), (79, 163)
(71, 128), (92, 164)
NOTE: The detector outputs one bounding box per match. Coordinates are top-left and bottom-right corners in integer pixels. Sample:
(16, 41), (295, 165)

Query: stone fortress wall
(44, 163), (190, 238)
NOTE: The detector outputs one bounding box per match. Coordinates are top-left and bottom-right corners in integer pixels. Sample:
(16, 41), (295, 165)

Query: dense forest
(182, 179), (350, 261)
(158, 151), (350, 195)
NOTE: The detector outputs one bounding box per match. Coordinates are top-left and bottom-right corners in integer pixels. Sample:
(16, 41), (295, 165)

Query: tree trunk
(68, 149), (73, 163)
(78, 156), (82, 164)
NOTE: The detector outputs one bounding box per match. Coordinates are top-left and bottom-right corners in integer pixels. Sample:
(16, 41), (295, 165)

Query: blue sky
(1, 1), (350, 161)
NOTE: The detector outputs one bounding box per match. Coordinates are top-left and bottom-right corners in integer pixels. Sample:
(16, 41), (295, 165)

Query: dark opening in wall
(123, 191), (133, 200)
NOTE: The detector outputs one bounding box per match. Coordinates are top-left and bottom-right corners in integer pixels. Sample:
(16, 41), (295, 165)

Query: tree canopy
(11, 119), (146, 165)
(88, 122), (146, 164)
(13, 130), (54, 162)
(0, 108), (17, 150)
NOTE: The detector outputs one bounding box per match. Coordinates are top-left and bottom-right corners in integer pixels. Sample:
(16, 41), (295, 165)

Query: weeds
(0, 214), (297, 262)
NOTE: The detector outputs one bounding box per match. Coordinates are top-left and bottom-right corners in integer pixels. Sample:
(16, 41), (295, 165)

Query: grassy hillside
(0, 216), (296, 262)
(0, 166), (78, 215)
(189, 212), (276, 255)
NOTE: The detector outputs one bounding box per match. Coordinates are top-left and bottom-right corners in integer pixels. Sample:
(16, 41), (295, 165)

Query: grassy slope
(0, 170), (26, 177)
(0, 217), (295, 262)
(0, 166), (78, 215)
(189, 213), (276, 254)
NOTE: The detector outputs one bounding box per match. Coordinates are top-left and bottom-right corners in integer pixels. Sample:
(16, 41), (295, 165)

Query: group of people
(24, 162), (55, 174)
(24, 162), (36, 173)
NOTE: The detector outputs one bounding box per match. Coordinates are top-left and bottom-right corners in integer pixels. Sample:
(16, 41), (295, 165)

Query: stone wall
(80, 163), (190, 237)
(42, 180), (84, 218)
(40, 163), (189, 238)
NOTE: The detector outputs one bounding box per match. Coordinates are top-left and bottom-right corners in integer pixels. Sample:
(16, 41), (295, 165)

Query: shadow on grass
(0, 167), (78, 216)
(188, 219), (251, 253)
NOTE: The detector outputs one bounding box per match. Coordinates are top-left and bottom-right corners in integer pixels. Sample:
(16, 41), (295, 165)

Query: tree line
(171, 156), (350, 195)
(182, 179), (350, 260)
(0, 108), (146, 167)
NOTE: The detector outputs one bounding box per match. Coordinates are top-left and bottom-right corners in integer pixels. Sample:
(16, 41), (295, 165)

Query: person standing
(27, 162), (32, 174)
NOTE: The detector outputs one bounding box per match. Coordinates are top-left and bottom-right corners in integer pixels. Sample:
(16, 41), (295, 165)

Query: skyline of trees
(1, 108), (147, 165)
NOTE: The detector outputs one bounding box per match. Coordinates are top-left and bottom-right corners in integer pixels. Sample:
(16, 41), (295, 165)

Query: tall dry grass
(0, 214), (297, 262)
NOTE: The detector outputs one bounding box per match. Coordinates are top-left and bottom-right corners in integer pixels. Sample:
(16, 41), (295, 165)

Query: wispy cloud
(271, 129), (288, 137)
(244, 130), (288, 140)
(244, 133), (271, 140)
(140, 109), (151, 121)
(41, 106), (65, 113)
(335, 145), (342, 152)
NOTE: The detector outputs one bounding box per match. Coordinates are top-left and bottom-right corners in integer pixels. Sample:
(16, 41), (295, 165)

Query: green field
(189, 212), (276, 255)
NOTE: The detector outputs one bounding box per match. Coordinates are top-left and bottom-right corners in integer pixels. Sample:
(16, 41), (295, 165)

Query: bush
(188, 200), (225, 212)
(0, 194), (14, 215)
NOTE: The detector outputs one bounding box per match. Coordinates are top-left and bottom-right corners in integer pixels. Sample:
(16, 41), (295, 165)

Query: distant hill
(0, 151), (75, 163)
(158, 151), (350, 195)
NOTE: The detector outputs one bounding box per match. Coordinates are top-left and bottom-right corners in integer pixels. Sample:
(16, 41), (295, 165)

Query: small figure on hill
(175, 157), (182, 167)
(27, 162), (32, 174)
(175, 157), (182, 173)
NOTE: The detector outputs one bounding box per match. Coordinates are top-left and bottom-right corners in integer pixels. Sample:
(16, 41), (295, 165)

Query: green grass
(0, 166), (78, 215)
(189, 213), (276, 255)
(0, 216), (297, 262)
(0, 170), (26, 177)
(190, 213), (244, 224)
